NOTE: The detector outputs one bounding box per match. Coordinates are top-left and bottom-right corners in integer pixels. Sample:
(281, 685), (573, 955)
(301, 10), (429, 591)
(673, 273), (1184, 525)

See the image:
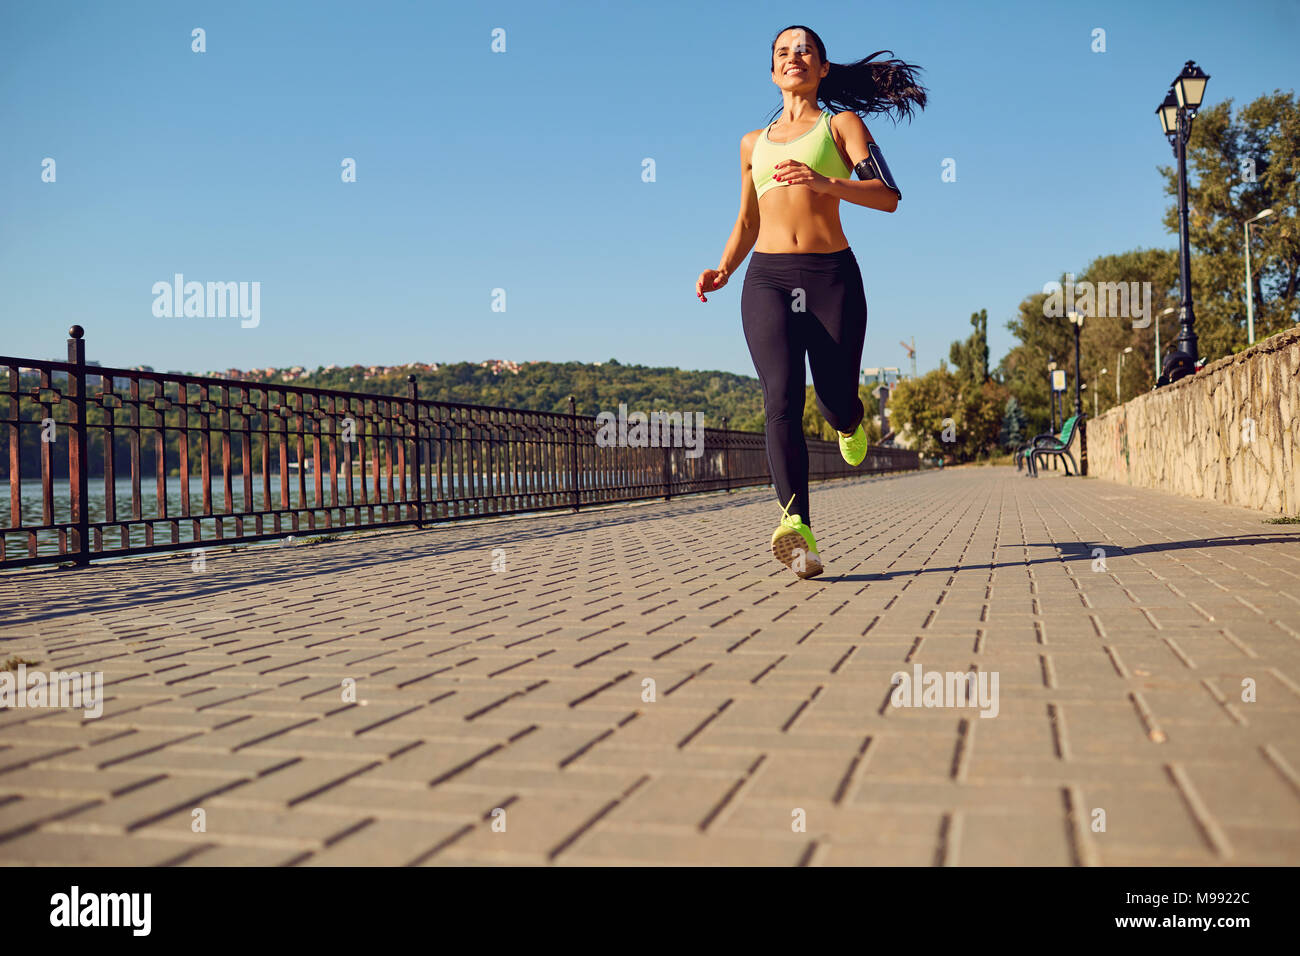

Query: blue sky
(2, 0), (1295, 378)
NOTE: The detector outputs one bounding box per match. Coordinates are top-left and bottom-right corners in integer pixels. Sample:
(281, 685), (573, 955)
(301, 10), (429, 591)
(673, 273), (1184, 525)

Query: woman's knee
(764, 383), (806, 424)
(816, 389), (863, 429)
(765, 403), (803, 427)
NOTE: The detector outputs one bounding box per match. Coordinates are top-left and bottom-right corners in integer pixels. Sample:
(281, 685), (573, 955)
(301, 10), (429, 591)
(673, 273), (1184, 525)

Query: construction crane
(899, 337), (916, 379)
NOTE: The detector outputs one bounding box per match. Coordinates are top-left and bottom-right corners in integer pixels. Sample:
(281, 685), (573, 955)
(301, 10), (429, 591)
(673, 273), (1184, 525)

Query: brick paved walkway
(2, 467), (1298, 866)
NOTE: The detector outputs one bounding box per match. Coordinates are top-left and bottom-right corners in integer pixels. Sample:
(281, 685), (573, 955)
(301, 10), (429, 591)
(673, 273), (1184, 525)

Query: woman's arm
(817, 176), (899, 213)
(833, 111), (899, 212)
(772, 112), (900, 212)
(718, 130), (762, 272)
(697, 130), (761, 301)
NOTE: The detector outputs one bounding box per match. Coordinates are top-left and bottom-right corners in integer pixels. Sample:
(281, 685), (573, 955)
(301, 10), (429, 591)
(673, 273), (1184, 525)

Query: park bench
(1014, 424), (1060, 471)
(1022, 414), (1081, 477)
(1015, 415), (1073, 472)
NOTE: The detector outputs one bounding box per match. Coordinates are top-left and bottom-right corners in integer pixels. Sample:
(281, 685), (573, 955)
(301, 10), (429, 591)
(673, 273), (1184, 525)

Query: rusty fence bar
(0, 327), (920, 568)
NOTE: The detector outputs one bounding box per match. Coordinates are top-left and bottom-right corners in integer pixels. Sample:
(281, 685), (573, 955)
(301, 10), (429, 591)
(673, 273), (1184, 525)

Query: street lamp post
(1116, 346), (1134, 404)
(1156, 306), (1176, 380)
(1067, 310), (1087, 475)
(1245, 208), (1274, 345)
(1047, 360), (1058, 433)
(1156, 61), (1210, 372)
(1096, 368), (1107, 417)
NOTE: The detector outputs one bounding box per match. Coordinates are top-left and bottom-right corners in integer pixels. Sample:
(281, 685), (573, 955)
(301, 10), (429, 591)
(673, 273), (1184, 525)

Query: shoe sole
(772, 527), (823, 579)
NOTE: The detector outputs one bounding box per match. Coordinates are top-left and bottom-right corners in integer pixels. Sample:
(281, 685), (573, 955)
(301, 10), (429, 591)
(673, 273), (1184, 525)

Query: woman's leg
(802, 250), (868, 435)
(741, 254), (811, 524)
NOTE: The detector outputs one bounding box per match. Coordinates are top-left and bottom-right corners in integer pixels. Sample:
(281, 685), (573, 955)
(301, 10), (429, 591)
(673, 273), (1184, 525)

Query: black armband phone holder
(854, 143), (901, 200)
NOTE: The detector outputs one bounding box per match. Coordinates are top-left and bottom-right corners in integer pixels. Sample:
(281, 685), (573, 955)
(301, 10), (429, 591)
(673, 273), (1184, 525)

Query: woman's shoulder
(739, 127), (766, 166)
(828, 110), (874, 150)
(828, 110), (867, 133)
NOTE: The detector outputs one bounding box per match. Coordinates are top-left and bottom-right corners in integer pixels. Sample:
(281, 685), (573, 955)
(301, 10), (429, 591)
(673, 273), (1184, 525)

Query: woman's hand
(773, 159), (831, 193)
(696, 268), (730, 302)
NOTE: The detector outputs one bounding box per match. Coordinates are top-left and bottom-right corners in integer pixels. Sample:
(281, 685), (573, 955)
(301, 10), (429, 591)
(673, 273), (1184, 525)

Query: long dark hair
(768, 25), (926, 124)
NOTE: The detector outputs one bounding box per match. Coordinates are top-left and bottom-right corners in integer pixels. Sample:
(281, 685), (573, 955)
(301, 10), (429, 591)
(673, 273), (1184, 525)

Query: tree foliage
(1159, 91), (1300, 356)
(998, 395), (1027, 450)
(802, 384), (881, 444)
(296, 360), (772, 433)
(890, 364), (959, 459)
(994, 92), (1298, 437)
(889, 358), (1007, 463)
(949, 309), (990, 385)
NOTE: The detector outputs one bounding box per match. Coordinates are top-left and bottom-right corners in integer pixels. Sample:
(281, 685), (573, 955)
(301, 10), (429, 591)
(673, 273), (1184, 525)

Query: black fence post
(568, 395), (579, 513)
(66, 326), (90, 565)
(721, 416), (730, 492)
(662, 443), (671, 500)
(407, 374), (423, 529)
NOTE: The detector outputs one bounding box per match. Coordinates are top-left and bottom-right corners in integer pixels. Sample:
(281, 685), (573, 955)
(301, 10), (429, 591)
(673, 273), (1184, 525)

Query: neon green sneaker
(839, 422), (868, 466)
(771, 495), (823, 579)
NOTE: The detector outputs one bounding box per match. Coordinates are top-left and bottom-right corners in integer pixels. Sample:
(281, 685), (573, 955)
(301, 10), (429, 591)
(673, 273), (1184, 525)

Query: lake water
(0, 468), (674, 553)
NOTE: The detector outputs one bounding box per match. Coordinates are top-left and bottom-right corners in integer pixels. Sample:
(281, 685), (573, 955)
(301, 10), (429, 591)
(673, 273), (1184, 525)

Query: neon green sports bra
(751, 109), (853, 199)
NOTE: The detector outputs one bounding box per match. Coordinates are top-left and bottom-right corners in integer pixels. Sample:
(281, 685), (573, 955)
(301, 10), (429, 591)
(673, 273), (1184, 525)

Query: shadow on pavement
(823, 533), (1300, 583)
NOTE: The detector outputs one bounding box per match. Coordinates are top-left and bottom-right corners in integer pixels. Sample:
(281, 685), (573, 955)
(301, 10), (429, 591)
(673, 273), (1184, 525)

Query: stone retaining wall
(1086, 326), (1299, 515)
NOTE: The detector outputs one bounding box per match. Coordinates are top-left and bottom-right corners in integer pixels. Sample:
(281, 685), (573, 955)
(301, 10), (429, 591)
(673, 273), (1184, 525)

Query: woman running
(695, 25), (925, 579)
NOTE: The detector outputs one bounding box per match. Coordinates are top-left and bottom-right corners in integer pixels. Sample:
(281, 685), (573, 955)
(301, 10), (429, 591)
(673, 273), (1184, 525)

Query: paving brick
(0, 828), (198, 865)
(38, 774), (245, 833)
(296, 817), (474, 865)
(428, 791), (622, 858)
(610, 773), (740, 828)
(956, 812), (1075, 865)
(0, 766), (161, 798)
(820, 840), (938, 865)
(176, 843), (310, 866)
(1, 468), (1297, 865)
(0, 794), (101, 838)
(132, 804), (374, 848)
(720, 800), (944, 846)
(291, 780), (498, 821)
(204, 758), (380, 808)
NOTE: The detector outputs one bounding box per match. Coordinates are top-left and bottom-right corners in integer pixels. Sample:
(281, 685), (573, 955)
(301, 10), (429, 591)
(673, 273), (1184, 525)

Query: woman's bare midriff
(753, 188), (850, 253)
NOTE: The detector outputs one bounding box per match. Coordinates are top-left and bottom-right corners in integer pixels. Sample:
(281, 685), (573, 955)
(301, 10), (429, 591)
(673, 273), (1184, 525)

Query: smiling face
(771, 28), (827, 92)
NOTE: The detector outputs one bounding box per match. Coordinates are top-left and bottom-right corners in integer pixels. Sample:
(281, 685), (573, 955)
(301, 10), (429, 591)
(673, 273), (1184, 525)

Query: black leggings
(741, 248), (867, 528)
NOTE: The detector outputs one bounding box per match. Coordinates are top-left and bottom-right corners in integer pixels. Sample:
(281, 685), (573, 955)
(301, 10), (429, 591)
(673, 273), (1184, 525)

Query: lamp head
(1173, 61), (1209, 111)
(1156, 88), (1179, 136)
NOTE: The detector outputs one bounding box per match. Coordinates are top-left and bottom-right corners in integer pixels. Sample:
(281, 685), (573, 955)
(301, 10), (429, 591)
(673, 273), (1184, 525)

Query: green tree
(998, 279), (1080, 436)
(946, 307), (1007, 459)
(999, 396), (1027, 449)
(1076, 249), (1180, 411)
(1158, 91), (1300, 359)
(890, 364), (959, 460)
(802, 384), (880, 442)
(891, 364), (1008, 463)
(998, 252), (1180, 428)
(957, 379), (1010, 460)
(949, 308), (990, 385)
